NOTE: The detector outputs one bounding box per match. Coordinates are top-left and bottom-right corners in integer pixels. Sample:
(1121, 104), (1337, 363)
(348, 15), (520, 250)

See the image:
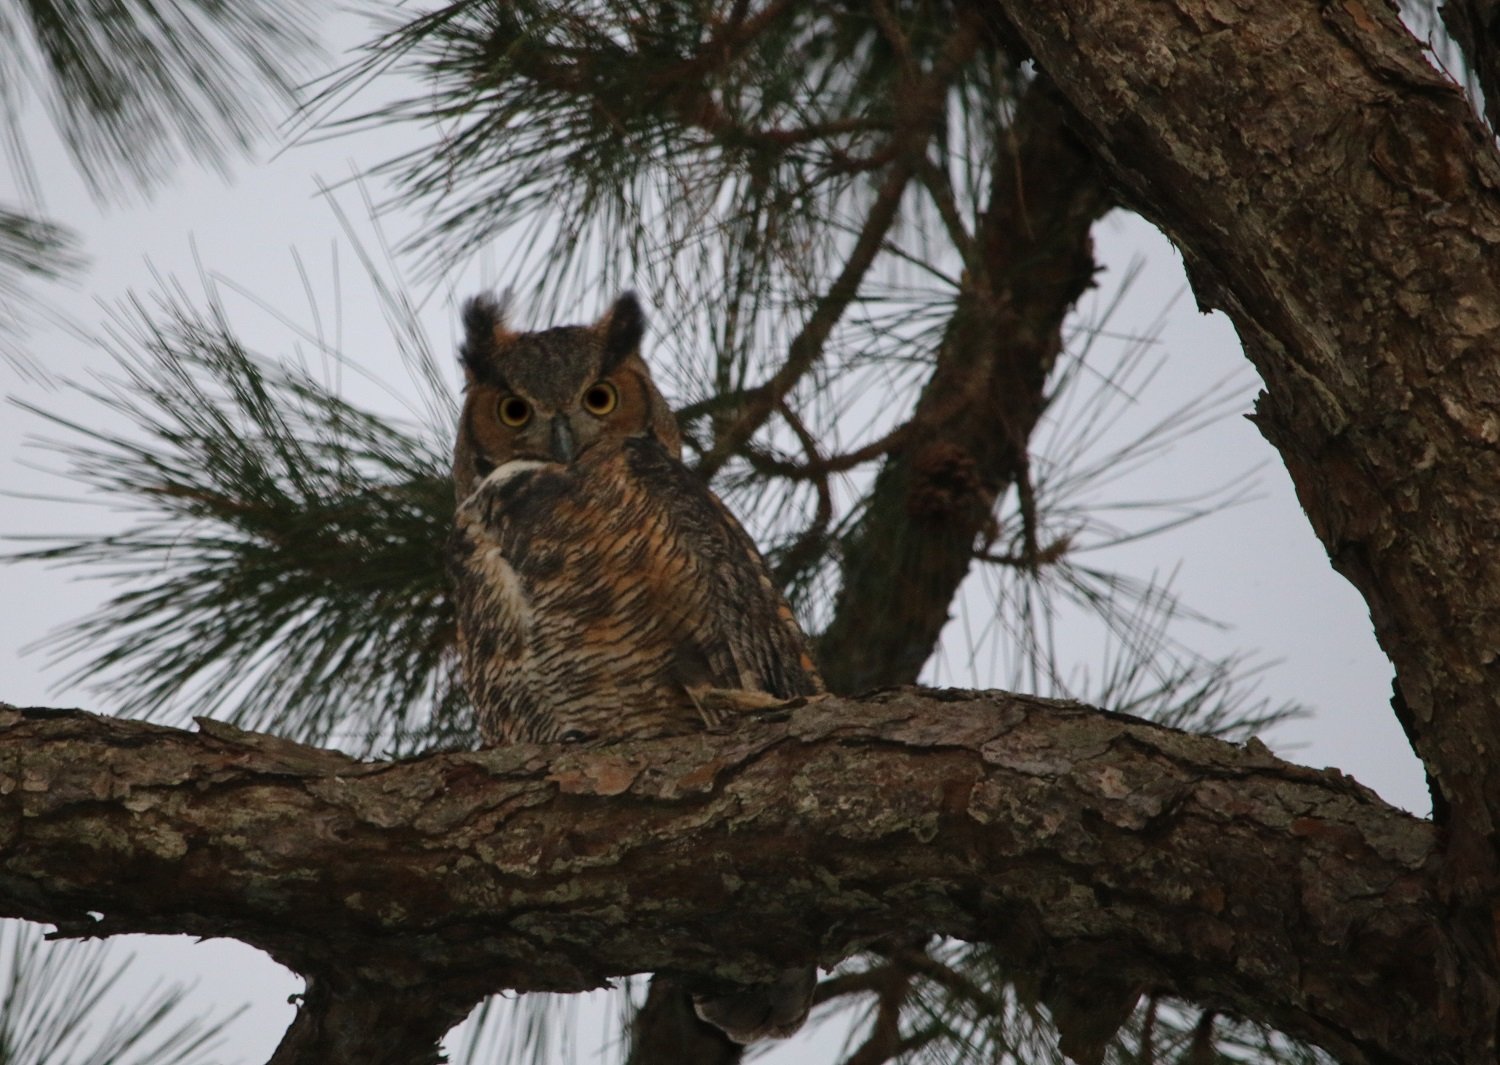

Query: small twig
(813, 965), (900, 1005)
(916, 152), (979, 270)
(768, 400), (833, 588)
(695, 14), (983, 479)
(670, 89), (887, 153)
(841, 1026), (939, 1065)
(885, 946), (1007, 1015)
(1014, 448), (1042, 562)
(676, 390), (755, 425)
(975, 536), (1074, 569)
(742, 418), (916, 480)
(694, 155), (917, 479)
(1139, 993), (1159, 1065)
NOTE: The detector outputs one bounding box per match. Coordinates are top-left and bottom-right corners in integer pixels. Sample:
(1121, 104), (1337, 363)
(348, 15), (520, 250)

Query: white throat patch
(461, 459), (553, 508)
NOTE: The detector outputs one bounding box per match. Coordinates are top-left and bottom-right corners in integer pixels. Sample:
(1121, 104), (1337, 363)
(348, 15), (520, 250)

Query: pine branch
(8, 286), (459, 753)
(0, 207), (85, 375)
(694, 11), (984, 478)
(690, 150), (916, 479)
(0, 0), (318, 203)
(0, 210), (83, 282)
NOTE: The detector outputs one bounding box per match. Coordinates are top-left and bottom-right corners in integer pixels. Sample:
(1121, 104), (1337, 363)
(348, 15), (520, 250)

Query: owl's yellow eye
(582, 381), (618, 416)
(497, 396), (531, 427)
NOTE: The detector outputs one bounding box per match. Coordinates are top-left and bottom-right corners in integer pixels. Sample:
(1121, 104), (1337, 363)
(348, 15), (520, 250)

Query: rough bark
(977, 1), (1500, 1058)
(818, 79), (1113, 694)
(0, 694), (1447, 1064)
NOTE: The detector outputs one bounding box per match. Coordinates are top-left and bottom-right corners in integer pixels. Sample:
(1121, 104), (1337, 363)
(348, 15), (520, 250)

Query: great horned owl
(448, 291), (819, 1042)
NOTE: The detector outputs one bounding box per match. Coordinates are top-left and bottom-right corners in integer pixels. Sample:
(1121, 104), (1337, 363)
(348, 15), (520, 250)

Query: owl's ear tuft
(459, 293), (516, 383)
(599, 292), (645, 372)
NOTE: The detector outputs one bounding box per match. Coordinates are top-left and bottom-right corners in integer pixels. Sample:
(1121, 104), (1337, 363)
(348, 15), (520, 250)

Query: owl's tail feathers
(692, 965), (817, 1044)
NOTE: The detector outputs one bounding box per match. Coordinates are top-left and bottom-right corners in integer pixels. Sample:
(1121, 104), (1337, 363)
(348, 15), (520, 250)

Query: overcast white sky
(0, 8), (1429, 1063)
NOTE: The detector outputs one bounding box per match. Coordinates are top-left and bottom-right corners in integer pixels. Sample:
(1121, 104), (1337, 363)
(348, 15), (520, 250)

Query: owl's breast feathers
(450, 436), (822, 745)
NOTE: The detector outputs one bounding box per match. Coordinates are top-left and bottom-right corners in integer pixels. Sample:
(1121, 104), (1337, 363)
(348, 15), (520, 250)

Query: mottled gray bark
(0, 695), (1445, 1063)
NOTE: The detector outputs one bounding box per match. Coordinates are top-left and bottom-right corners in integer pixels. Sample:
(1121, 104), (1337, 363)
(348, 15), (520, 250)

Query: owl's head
(452, 292), (683, 499)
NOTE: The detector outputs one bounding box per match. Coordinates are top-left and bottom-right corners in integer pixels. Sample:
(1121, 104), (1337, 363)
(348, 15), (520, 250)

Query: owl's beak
(549, 417), (577, 463)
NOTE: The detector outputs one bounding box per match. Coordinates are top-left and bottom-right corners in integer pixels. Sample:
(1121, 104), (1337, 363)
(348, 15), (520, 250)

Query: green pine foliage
(12, 280), (461, 754)
(0, 0), (318, 201)
(0, 0), (319, 371)
(0, 209), (84, 374)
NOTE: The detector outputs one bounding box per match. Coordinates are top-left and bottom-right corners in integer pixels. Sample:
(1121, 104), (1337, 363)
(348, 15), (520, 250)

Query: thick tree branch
(0, 694), (1447, 1064)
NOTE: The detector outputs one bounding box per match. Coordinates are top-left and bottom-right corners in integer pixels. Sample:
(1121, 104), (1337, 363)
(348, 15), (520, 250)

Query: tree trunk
(978, 1), (1500, 1058)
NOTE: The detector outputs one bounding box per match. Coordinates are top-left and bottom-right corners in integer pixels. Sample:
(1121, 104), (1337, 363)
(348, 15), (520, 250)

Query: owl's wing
(621, 438), (823, 701)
